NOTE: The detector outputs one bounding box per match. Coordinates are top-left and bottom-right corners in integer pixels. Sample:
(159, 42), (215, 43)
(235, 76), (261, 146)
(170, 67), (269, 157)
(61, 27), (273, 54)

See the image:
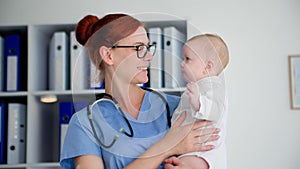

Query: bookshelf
(0, 19), (187, 169)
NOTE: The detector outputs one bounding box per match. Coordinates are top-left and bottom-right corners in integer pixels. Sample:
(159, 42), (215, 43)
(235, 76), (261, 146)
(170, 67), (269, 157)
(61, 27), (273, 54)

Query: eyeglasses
(111, 43), (156, 58)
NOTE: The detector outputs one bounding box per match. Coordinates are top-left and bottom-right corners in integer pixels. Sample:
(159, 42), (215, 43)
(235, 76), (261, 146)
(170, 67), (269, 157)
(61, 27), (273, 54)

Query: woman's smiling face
(110, 26), (153, 85)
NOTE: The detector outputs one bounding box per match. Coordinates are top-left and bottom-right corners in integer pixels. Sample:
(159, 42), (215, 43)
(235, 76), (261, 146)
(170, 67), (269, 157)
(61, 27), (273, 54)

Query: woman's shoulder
(68, 105), (89, 128)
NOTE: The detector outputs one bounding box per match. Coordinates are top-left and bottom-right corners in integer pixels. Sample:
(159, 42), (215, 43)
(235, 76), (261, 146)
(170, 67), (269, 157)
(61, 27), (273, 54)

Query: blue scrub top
(60, 91), (180, 169)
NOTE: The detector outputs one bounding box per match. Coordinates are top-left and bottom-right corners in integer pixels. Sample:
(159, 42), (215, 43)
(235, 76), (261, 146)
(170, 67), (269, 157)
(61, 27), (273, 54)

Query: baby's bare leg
(179, 155), (209, 169)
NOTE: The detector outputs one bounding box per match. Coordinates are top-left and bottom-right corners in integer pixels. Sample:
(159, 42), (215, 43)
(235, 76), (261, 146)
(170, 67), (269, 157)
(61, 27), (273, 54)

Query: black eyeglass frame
(111, 43), (156, 58)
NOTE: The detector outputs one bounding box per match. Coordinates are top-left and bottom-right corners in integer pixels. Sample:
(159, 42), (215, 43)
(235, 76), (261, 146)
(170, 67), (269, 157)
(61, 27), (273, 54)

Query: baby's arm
(165, 156), (209, 169)
(187, 81), (223, 122)
(186, 82), (200, 112)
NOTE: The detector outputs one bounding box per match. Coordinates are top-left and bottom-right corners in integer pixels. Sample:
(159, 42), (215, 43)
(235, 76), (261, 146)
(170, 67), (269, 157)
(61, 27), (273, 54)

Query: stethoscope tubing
(87, 88), (171, 148)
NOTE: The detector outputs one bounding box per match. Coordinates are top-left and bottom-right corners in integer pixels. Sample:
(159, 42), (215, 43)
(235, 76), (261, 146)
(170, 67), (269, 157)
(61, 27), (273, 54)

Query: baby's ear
(206, 60), (214, 70)
(99, 46), (113, 65)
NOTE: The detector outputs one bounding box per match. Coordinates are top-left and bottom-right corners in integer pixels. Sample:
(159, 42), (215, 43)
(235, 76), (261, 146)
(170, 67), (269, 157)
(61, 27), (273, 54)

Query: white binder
(0, 36), (4, 91)
(163, 26), (186, 88)
(148, 27), (163, 88)
(7, 103), (26, 164)
(89, 62), (102, 89)
(70, 31), (89, 90)
(49, 31), (69, 90)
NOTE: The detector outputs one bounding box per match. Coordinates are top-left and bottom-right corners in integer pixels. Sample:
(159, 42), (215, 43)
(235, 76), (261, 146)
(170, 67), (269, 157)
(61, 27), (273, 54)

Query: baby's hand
(187, 82), (200, 111)
(164, 157), (188, 169)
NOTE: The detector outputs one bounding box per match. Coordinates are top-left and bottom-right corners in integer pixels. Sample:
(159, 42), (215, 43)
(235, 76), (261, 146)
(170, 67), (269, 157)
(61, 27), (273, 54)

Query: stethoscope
(87, 87), (171, 148)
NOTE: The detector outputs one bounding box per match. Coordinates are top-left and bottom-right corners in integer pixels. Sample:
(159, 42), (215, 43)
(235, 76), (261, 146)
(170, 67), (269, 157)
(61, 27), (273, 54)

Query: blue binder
(59, 102), (74, 154)
(0, 103), (7, 164)
(59, 102), (74, 122)
(74, 101), (88, 112)
(59, 101), (87, 155)
(0, 36), (5, 91)
(5, 35), (21, 91)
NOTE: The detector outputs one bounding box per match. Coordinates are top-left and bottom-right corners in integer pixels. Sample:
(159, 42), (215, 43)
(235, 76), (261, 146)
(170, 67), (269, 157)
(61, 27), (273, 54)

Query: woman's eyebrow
(133, 41), (150, 45)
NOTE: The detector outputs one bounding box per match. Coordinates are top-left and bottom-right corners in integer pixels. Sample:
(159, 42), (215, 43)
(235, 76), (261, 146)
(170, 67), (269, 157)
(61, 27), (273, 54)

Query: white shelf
(31, 89), (104, 96)
(30, 88), (185, 96)
(0, 92), (28, 97)
(0, 162), (60, 169)
(0, 163), (26, 169)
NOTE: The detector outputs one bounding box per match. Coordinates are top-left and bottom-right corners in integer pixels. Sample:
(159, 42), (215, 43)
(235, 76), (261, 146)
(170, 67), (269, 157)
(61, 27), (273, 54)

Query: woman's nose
(144, 51), (153, 61)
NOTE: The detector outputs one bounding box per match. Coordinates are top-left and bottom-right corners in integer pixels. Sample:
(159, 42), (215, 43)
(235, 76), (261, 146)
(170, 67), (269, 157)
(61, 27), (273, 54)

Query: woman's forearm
(124, 116), (219, 169)
(124, 139), (173, 169)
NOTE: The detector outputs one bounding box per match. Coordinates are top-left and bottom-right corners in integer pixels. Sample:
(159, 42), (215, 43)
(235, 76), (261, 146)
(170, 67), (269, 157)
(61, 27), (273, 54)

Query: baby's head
(181, 34), (229, 82)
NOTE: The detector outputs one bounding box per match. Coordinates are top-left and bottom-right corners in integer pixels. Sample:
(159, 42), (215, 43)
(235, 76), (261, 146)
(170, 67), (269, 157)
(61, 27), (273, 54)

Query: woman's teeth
(138, 66), (148, 70)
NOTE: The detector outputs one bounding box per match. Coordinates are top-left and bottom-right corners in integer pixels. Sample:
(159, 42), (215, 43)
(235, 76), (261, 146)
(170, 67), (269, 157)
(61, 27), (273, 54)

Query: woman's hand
(160, 112), (220, 156)
(124, 111), (219, 169)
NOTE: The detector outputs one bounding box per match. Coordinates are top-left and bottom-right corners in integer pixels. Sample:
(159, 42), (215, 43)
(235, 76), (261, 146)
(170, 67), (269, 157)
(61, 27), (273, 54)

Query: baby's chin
(183, 75), (196, 83)
(182, 74), (189, 82)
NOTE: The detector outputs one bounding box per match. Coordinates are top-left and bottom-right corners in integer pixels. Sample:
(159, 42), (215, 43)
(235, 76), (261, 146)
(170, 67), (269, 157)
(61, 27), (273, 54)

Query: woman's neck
(105, 81), (145, 119)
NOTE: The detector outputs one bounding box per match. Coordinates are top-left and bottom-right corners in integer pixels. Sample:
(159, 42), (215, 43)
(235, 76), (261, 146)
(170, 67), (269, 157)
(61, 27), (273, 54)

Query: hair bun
(75, 15), (99, 45)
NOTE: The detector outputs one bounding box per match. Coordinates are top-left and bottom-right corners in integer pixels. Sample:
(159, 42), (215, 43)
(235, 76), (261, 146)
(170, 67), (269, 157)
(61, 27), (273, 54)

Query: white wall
(1, 0), (300, 168)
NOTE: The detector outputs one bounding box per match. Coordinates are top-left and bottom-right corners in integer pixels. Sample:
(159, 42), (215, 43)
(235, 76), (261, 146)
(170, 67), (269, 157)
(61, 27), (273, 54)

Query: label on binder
(6, 56), (18, 91)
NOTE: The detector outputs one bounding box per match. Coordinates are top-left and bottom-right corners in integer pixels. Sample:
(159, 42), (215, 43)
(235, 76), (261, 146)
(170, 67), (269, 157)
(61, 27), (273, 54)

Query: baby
(167, 34), (229, 169)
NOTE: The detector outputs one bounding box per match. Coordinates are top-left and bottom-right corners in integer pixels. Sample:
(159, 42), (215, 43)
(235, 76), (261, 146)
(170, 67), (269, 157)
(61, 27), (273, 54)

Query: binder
(0, 103), (7, 164)
(7, 103), (26, 164)
(59, 101), (87, 154)
(70, 31), (89, 90)
(89, 62), (103, 89)
(49, 31), (70, 91)
(0, 36), (4, 91)
(74, 101), (88, 112)
(163, 26), (186, 88)
(5, 35), (21, 91)
(148, 27), (163, 88)
(59, 102), (73, 154)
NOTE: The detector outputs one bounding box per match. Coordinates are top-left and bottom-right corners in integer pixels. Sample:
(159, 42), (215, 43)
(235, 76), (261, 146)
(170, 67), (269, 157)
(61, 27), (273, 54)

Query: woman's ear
(99, 46), (113, 65)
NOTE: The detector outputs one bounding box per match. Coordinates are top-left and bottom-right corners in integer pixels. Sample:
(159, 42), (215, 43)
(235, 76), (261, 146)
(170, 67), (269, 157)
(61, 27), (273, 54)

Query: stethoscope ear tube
(96, 93), (134, 137)
(87, 104), (119, 148)
(141, 87), (171, 128)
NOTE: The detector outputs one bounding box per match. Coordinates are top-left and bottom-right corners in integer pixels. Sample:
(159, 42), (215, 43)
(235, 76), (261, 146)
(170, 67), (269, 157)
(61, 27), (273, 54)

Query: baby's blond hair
(188, 34), (229, 75)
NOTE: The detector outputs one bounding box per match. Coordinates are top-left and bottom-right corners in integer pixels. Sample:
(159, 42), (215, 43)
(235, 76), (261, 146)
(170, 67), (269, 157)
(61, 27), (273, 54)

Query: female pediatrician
(60, 13), (220, 169)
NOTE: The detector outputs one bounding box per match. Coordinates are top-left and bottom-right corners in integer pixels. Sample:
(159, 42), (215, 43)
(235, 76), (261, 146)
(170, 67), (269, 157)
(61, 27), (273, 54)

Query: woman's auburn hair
(75, 13), (144, 68)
